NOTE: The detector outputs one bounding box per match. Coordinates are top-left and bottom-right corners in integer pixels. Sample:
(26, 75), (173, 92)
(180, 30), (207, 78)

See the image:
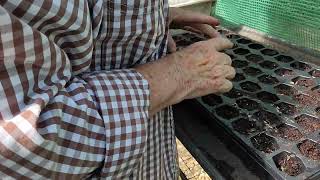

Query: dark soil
(316, 107), (320, 116)
(218, 29), (229, 35)
(275, 68), (295, 76)
(310, 69), (320, 78)
(232, 60), (249, 68)
(172, 35), (184, 41)
(273, 124), (303, 141)
(293, 77), (315, 88)
(202, 94), (223, 106)
(190, 36), (205, 42)
(223, 88), (245, 99)
(259, 61), (279, 69)
(233, 48), (250, 55)
(232, 118), (261, 135)
(258, 75), (279, 84)
(290, 62), (312, 71)
(251, 133), (279, 153)
(236, 98), (260, 111)
(228, 54), (235, 59)
(298, 140), (320, 160)
(310, 86), (320, 99)
(248, 43), (264, 49)
(274, 84), (297, 96)
(245, 54), (264, 63)
(175, 39), (193, 47)
(240, 81), (262, 92)
(275, 55), (294, 63)
(227, 34), (241, 39)
(237, 38), (252, 44)
(232, 73), (246, 82)
(295, 114), (320, 133)
(215, 105), (240, 119)
(273, 152), (305, 176)
(257, 91), (280, 103)
(276, 102), (297, 116)
(184, 33), (197, 38)
(243, 67), (263, 76)
(252, 110), (282, 127)
(294, 94), (318, 107)
(261, 49), (279, 56)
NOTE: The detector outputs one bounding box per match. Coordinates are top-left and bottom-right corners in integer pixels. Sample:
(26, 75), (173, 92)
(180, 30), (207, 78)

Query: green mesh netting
(213, 0), (320, 52)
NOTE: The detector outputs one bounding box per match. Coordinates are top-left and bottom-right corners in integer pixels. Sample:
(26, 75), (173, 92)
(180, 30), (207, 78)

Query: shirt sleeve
(0, 1), (150, 179)
(81, 69), (150, 178)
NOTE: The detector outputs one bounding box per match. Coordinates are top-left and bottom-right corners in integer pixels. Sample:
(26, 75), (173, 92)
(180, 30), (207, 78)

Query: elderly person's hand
(136, 8), (235, 116)
(136, 37), (235, 115)
(168, 7), (221, 52)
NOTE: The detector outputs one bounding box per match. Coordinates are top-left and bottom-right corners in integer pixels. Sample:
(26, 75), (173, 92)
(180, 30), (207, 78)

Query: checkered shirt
(0, 0), (177, 179)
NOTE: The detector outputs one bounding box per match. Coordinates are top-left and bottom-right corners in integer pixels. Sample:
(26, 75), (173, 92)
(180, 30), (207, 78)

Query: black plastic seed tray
(173, 31), (320, 180)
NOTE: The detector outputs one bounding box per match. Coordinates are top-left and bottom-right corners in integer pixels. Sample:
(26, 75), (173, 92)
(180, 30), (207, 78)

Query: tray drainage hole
(236, 98), (260, 111)
(228, 54), (236, 59)
(258, 75), (279, 84)
(232, 73), (246, 82)
(243, 67), (263, 76)
(261, 49), (279, 56)
(240, 81), (262, 92)
(232, 60), (249, 68)
(272, 124), (303, 141)
(190, 36), (205, 42)
(275, 102), (297, 116)
(273, 152), (305, 176)
(290, 61), (312, 71)
(274, 84), (297, 96)
(295, 114), (320, 134)
(259, 61), (279, 69)
(218, 29), (229, 35)
(175, 39), (193, 47)
(172, 35), (184, 41)
(223, 88), (245, 99)
(316, 107), (320, 116)
(245, 54), (264, 63)
(233, 48), (250, 55)
(274, 68), (295, 77)
(257, 91), (280, 103)
(252, 110), (282, 128)
(201, 94), (223, 107)
(226, 34), (241, 39)
(292, 76), (316, 88)
(298, 139), (320, 161)
(275, 55), (294, 63)
(248, 43), (264, 49)
(236, 38), (252, 44)
(309, 69), (320, 78)
(183, 33), (194, 38)
(294, 94), (318, 107)
(251, 133), (279, 153)
(215, 105), (240, 119)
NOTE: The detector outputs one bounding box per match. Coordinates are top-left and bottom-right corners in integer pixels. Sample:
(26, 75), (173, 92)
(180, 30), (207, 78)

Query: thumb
(168, 33), (177, 53)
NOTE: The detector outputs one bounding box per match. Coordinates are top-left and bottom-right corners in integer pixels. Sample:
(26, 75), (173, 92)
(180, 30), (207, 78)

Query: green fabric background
(213, 0), (320, 52)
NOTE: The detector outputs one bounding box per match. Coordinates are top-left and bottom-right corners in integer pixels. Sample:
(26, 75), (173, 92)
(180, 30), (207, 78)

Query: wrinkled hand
(168, 7), (221, 52)
(173, 37), (235, 99)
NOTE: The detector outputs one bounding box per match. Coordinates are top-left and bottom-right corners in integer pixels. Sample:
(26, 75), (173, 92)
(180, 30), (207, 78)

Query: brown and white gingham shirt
(0, 0), (177, 179)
